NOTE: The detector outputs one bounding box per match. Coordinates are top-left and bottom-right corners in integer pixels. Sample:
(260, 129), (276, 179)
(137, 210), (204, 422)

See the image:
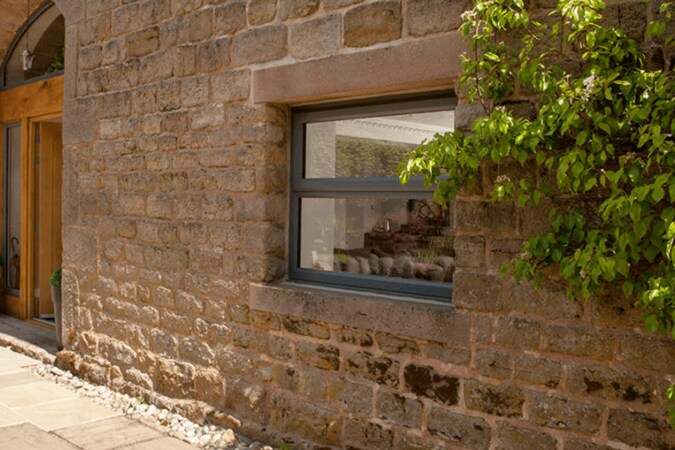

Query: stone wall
(49, 0), (675, 448)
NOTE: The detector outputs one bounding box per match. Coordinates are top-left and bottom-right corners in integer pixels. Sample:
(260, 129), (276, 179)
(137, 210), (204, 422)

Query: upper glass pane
(4, 4), (64, 87)
(305, 110), (454, 178)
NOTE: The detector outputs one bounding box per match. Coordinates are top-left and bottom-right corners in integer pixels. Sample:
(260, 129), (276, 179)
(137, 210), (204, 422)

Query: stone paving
(0, 344), (196, 450)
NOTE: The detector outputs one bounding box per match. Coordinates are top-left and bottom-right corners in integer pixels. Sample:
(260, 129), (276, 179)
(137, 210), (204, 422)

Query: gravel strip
(33, 364), (274, 450)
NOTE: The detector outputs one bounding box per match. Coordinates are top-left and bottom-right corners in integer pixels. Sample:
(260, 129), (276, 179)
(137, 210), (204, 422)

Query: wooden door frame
(0, 76), (63, 321)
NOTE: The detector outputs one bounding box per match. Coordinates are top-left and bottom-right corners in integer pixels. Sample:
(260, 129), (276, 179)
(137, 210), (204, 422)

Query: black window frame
(289, 93), (457, 302)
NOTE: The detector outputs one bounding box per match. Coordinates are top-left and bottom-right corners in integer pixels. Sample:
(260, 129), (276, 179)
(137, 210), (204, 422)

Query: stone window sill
(249, 282), (469, 347)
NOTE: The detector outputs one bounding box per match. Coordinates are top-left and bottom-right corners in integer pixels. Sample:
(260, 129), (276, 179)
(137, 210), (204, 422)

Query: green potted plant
(50, 268), (62, 349)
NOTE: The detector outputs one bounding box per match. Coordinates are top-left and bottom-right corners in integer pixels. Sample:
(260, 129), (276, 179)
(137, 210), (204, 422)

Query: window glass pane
(305, 111), (454, 178)
(4, 6), (64, 86)
(5, 125), (21, 293)
(299, 197), (454, 283)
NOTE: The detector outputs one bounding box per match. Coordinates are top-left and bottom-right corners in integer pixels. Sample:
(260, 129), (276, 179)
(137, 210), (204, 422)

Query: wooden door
(35, 122), (62, 317)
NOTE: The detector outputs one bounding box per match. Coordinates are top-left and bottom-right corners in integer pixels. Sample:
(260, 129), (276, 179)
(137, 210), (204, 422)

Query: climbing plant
(399, 0), (674, 425)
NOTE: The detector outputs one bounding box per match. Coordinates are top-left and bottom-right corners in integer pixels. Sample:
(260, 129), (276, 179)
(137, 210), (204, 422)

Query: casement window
(289, 94), (457, 301)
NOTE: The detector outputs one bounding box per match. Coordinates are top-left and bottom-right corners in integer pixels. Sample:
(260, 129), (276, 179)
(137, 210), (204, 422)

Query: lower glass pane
(299, 197), (454, 283)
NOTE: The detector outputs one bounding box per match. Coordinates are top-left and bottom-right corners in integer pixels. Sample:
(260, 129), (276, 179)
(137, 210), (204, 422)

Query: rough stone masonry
(45, 0), (675, 448)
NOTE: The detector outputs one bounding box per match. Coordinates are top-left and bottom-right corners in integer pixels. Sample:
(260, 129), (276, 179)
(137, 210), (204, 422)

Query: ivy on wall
(399, 0), (674, 424)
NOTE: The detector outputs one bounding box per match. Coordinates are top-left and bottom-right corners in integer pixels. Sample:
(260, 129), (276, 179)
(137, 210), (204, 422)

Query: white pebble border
(33, 364), (275, 450)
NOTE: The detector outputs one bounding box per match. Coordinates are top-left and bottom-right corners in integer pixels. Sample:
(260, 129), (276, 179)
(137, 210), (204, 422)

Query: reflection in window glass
(300, 197), (454, 283)
(305, 111), (454, 178)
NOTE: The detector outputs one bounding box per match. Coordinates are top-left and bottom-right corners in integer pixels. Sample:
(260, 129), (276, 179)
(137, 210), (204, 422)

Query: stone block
(344, 1), (401, 47)
(282, 317), (330, 339)
(112, 3), (139, 35)
(268, 335), (293, 361)
(140, 50), (173, 83)
(280, 0), (319, 19)
(344, 419), (393, 449)
(495, 315), (541, 350)
(427, 408), (491, 450)
(452, 271), (504, 311)
(196, 37), (231, 73)
(182, 76), (210, 107)
(191, 105), (225, 130)
(528, 392), (602, 434)
(296, 341), (339, 370)
(567, 364), (654, 404)
(156, 80), (181, 111)
(231, 327), (269, 354)
(274, 364), (299, 392)
(328, 376), (373, 416)
(211, 69), (250, 102)
(454, 235), (486, 268)
(406, 0), (469, 36)
(225, 378), (266, 422)
(247, 0), (277, 26)
(514, 355), (560, 388)
(232, 24), (287, 66)
(474, 348), (511, 379)
(496, 422), (557, 450)
(375, 333), (420, 354)
(188, 9), (213, 42)
(194, 368), (224, 405)
(338, 327), (373, 347)
(607, 409), (675, 449)
(208, 226), (240, 253)
(173, 44), (196, 77)
(345, 352), (399, 387)
(250, 311), (280, 331)
(80, 45), (102, 71)
(213, 1), (247, 36)
(216, 347), (252, 378)
(464, 380), (524, 418)
(127, 27), (159, 57)
(376, 391), (423, 428)
(425, 342), (471, 365)
(545, 324), (614, 360)
(269, 393), (341, 446)
(403, 364), (458, 405)
(97, 91), (131, 119)
(454, 200), (518, 235)
(155, 358), (195, 399)
(139, 0), (171, 27)
(179, 338), (215, 367)
(512, 280), (583, 319)
(619, 332), (675, 373)
(289, 14), (341, 60)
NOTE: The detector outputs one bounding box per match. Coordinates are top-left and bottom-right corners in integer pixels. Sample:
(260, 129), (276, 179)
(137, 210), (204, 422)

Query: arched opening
(2, 2), (64, 88)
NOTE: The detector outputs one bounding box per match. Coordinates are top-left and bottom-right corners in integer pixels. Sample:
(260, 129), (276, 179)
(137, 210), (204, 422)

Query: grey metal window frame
(289, 93), (457, 302)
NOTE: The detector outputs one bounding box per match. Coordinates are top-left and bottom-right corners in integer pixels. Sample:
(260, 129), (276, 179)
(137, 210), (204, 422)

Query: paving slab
(0, 380), (78, 407)
(0, 369), (43, 387)
(119, 436), (199, 450)
(54, 416), (165, 450)
(0, 404), (27, 427)
(0, 423), (79, 450)
(14, 396), (121, 431)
